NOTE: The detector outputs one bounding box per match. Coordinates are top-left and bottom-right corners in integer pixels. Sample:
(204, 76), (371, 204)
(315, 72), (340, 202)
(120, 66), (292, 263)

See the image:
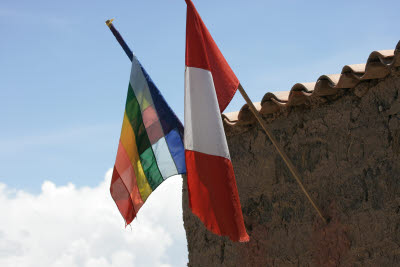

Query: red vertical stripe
(185, 150), (249, 242)
(142, 105), (164, 144)
(110, 167), (136, 224)
(112, 141), (144, 225)
(184, 0), (249, 242)
(185, 0), (239, 113)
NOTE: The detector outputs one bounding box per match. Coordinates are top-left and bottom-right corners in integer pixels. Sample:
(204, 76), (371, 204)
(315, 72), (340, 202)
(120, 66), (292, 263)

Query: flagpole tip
(105, 19), (114, 28)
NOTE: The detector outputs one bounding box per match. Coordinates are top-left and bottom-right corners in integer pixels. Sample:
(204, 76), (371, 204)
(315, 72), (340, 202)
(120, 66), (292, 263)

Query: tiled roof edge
(223, 40), (400, 127)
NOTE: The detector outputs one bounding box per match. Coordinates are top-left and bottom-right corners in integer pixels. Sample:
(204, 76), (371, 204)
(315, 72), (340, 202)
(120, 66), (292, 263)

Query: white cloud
(0, 169), (187, 267)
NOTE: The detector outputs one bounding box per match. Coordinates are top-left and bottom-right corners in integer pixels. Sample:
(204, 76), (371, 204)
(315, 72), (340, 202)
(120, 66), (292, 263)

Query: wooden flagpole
(105, 19), (327, 224)
(237, 84), (327, 224)
(106, 19), (134, 62)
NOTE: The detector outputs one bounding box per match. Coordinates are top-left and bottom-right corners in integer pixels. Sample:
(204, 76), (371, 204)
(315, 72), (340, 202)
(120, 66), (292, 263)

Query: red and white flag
(184, 0), (249, 242)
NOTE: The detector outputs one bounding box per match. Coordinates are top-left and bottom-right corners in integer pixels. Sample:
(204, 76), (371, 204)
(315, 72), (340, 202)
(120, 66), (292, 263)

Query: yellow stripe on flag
(120, 112), (152, 201)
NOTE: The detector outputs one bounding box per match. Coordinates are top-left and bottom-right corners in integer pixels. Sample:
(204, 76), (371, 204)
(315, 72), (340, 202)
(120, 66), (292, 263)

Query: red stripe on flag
(185, 0), (239, 113)
(110, 166), (136, 225)
(185, 150), (249, 242)
(112, 141), (144, 225)
(142, 105), (164, 144)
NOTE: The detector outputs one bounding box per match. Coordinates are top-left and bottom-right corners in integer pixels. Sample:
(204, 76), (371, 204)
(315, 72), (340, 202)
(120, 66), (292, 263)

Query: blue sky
(1, 0), (399, 192)
(0, 0), (399, 266)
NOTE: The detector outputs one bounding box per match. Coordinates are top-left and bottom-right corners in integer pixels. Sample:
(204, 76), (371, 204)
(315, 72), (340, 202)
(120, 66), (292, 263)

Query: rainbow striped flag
(110, 54), (186, 225)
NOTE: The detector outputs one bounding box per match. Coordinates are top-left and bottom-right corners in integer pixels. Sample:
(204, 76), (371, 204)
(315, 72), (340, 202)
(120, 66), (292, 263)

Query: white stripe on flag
(184, 66), (230, 160)
(152, 137), (178, 179)
(130, 55), (178, 179)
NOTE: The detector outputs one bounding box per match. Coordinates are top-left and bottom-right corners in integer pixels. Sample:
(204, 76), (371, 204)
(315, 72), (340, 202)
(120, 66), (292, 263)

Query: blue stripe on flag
(165, 129), (186, 174)
(152, 136), (179, 179)
(139, 64), (186, 175)
(140, 66), (184, 137)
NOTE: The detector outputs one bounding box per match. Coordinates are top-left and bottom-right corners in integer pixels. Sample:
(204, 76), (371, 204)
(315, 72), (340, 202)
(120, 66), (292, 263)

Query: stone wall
(182, 69), (400, 266)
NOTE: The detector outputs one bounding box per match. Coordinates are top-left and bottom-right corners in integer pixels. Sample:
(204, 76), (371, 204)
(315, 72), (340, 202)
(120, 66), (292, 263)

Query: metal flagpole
(105, 19), (328, 224)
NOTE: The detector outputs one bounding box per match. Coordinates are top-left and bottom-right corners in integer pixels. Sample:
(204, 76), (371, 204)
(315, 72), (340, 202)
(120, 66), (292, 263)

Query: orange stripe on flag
(115, 141), (144, 217)
(120, 112), (152, 201)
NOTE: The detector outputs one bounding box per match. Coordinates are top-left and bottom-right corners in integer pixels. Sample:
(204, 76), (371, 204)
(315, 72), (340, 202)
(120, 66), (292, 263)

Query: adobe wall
(182, 68), (400, 266)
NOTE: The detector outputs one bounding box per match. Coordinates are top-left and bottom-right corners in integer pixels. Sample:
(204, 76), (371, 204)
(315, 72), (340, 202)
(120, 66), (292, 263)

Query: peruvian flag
(184, 0), (249, 242)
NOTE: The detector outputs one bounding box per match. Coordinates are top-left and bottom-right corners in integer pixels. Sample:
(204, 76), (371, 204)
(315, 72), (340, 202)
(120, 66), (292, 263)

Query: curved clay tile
(284, 83), (313, 106)
(236, 102), (262, 125)
(336, 65), (364, 88)
(361, 50), (394, 79)
(367, 50), (395, 65)
(342, 64), (366, 74)
(260, 91), (288, 115)
(291, 82), (314, 93)
(308, 75), (339, 97)
(222, 111), (239, 126)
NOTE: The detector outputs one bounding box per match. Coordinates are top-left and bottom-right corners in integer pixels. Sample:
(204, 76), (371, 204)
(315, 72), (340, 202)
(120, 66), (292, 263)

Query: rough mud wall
(182, 68), (400, 267)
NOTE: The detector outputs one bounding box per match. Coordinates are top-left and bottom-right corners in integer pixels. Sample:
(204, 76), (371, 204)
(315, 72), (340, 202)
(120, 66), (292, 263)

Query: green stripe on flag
(126, 85), (150, 155)
(125, 84), (163, 190)
(140, 147), (163, 189)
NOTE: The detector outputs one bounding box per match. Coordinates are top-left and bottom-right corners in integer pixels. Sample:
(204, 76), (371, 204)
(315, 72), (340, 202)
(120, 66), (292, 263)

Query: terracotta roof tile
(223, 40), (400, 128)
